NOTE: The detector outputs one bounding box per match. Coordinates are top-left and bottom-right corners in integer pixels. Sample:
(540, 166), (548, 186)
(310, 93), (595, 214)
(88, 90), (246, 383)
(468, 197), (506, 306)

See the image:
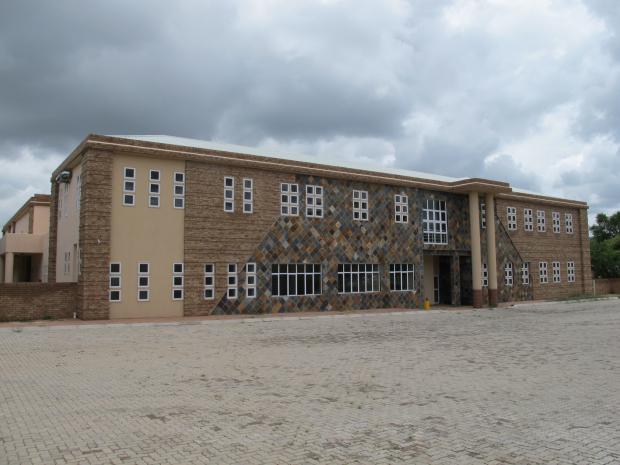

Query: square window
(173, 276), (183, 286)
(124, 194), (135, 206)
(174, 185), (184, 195)
(138, 290), (149, 301)
(138, 276), (149, 287)
(225, 177), (234, 187)
(138, 263), (149, 274)
(228, 264), (236, 273)
(150, 170), (160, 181)
(247, 263), (256, 273)
(124, 167), (135, 179)
(110, 290), (121, 302)
(174, 197), (184, 208)
(173, 289), (183, 300)
(124, 181), (135, 192)
(205, 264), (214, 273)
(110, 263), (121, 274)
(175, 172), (185, 183)
(173, 263), (183, 274)
(204, 289), (214, 299)
(110, 276), (121, 288)
(149, 196), (159, 207)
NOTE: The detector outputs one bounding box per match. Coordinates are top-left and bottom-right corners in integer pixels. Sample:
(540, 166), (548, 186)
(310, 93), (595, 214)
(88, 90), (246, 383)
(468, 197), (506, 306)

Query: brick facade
(0, 283), (77, 321)
(48, 181), (59, 283)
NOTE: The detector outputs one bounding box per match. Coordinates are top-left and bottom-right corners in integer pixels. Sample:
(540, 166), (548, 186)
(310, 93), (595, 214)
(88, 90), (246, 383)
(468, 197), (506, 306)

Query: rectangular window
(305, 185), (324, 218)
(524, 208), (533, 231)
(539, 262), (548, 284)
(123, 167), (136, 206)
(246, 262), (257, 298)
(482, 262), (488, 287)
(394, 194), (409, 224)
(137, 262), (150, 301)
(204, 263), (215, 300)
(565, 213), (574, 234)
(352, 190), (369, 221)
(521, 262), (530, 285)
(63, 251), (71, 275)
(149, 169), (160, 208)
(224, 177), (234, 212)
(281, 183), (299, 216)
(109, 262), (122, 302)
(537, 210), (546, 232)
(504, 262), (513, 286)
(271, 264), (322, 297)
(337, 263), (380, 294)
(227, 263), (238, 299)
(507, 207), (517, 230)
(480, 202), (486, 229)
(552, 211), (561, 233)
(173, 172), (185, 209)
(243, 178), (253, 214)
(62, 183), (69, 218)
(423, 199), (448, 244)
(567, 261), (576, 283)
(552, 261), (561, 283)
(389, 264), (414, 291)
(172, 262), (184, 300)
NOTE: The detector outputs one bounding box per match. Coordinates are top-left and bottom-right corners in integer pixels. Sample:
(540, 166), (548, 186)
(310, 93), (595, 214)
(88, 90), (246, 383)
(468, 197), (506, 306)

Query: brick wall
(593, 278), (620, 295)
(0, 283), (77, 321)
(48, 181), (59, 283)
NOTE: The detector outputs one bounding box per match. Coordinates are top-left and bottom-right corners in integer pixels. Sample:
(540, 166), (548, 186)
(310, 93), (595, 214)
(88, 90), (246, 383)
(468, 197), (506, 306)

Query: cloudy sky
(1, 0), (619, 225)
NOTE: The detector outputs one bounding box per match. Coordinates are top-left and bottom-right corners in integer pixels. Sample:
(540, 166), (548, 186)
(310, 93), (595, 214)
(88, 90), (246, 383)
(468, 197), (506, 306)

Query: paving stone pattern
(1, 301), (619, 464)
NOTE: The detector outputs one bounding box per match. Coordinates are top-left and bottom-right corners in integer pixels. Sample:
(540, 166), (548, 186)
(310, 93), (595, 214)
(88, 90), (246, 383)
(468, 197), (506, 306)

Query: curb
(511, 295), (619, 308)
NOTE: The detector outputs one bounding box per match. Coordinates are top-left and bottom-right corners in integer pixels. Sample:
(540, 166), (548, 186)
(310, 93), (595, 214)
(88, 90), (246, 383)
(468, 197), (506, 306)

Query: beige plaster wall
(33, 205), (50, 235)
(423, 255), (439, 303)
(56, 164), (82, 282)
(13, 211), (30, 233)
(110, 155), (185, 318)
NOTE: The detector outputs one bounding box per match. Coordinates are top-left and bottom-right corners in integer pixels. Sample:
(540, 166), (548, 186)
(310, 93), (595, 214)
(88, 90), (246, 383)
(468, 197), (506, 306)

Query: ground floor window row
(481, 260), (577, 287)
(109, 262), (185, 302)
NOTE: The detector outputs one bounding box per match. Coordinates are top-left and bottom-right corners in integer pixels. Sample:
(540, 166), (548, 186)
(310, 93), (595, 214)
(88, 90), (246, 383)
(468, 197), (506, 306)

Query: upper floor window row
(423, 199), (448, 245)
(122, 167), (184, 209)
(504, 206), (575, 235)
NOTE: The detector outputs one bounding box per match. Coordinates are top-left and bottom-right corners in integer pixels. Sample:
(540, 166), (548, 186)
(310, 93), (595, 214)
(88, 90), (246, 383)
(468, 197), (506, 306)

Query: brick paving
(1, 300), (619, 464)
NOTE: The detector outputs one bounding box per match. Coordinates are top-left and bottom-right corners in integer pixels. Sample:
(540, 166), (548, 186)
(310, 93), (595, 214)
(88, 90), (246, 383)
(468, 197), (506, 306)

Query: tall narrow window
(227, 263), (238, 299)
(389, 264), (414, 291)
(552, 211), (561, 233)
(507, 207), (517, 230)
(394, 194), (408, 224)
(149, 169), (160, 208)
(539, 262), (548, 284)
(109, 263), (122, 302)
(423, 199), (448, 244)
(173, 172), (185, 209)
(246, 262), (257, 298)
(271, 264), (322, 297)
(224, 177), (234, 212)
(305, 185), (323, 218)
(123, 167), (136, 206)
(552, 261), (561, 283)
(172, 263), (184, 300)
(204, 263), (215, 300)
(482, 262), (488, 287)
(565, 213), (574, 234)
(243, 178), (253, 213)
(281, 183), (299, 216)
(480, 202), (486, 229)
(504, 262), (513, 286)
(567, 261), (576, 283)
(521, 262), (530, 285)
(137, 262), (150, 301)
(537, 210), (546, 232)
(337, 264), (380, 294)
(352, 190), (369, 221)
(524, 208), (533, 231)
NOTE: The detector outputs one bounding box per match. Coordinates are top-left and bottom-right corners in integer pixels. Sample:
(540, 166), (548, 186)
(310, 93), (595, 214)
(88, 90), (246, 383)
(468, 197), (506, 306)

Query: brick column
(0, 254), (5, 283)
(48, 181), (59, 283)
(485, 193), (498, 306)
(4, 252), (14, 283)
(468, 192), (482, 308)
(578, 207), (593, 294)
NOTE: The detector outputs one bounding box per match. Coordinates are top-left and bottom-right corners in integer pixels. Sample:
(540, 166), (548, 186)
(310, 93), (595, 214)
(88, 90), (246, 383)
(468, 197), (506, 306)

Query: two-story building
(48, 134), (592, 319)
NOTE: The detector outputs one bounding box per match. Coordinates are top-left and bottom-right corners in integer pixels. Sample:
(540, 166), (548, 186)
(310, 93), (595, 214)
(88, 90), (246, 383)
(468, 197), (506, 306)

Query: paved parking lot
(1, 300), (619, 465)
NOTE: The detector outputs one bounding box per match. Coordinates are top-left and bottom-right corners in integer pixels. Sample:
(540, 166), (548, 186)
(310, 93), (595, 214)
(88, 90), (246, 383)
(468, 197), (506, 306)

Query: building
(48, 134), (592, 320)
(1, 194), (51, 283)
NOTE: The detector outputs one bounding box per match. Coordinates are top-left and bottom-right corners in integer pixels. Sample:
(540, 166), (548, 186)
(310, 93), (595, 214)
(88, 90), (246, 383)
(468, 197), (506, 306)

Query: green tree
(590, 211), (620, 278)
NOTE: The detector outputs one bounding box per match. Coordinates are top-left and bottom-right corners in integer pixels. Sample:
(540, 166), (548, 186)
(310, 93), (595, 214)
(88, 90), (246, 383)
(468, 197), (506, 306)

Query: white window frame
(480, 202), (486, 229)
(524, 208), (533, 232)
(352, 190), (369, 221)
(227, 263), (238, 299)
(245, 262), (257, 298)
(539, 262), (548, 284)
(504, 262), (513, 286)
(204, 263), (215, 300)
(507, 207), (517, 231)
(137, 262), (150, 302)
(305, 185), (324, 218)
(521, 262), (530, 285)
(394, 194), (409, 224)
(389, 264), (415, 291)
(537, 210), (546, 232)
(172, 262), (184, 300)
(482, 262), (488, 287)
(280, 183), (299, 216)
(243, 178), (253, 214)
(423, 199), (448, 245)
(337, 263), (380, 294)
(552, 211), (561, 234)
(271, 264), (322, 297)
(567, 261), (576, 283)
(565, 213), (574, 234)
(123, 167), (136, 207)
(173, 172), (185, 209)
(148, 169), (160, 208)
(552, 261), (561, 283)
(224, 177), (234, 212)
(109, 262), (122, 302)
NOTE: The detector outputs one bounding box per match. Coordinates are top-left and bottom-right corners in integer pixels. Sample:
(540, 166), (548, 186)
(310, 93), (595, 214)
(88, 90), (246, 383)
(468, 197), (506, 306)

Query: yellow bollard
(423, 298), (431, 310)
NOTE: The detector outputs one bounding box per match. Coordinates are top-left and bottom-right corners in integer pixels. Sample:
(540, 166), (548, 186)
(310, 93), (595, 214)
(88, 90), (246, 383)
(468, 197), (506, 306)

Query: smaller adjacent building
(0, 194), (51, 283)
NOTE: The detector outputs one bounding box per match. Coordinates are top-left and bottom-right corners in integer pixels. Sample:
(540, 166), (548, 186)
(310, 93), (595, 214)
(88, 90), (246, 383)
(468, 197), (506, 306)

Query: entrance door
(433, 275), (440, 304)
